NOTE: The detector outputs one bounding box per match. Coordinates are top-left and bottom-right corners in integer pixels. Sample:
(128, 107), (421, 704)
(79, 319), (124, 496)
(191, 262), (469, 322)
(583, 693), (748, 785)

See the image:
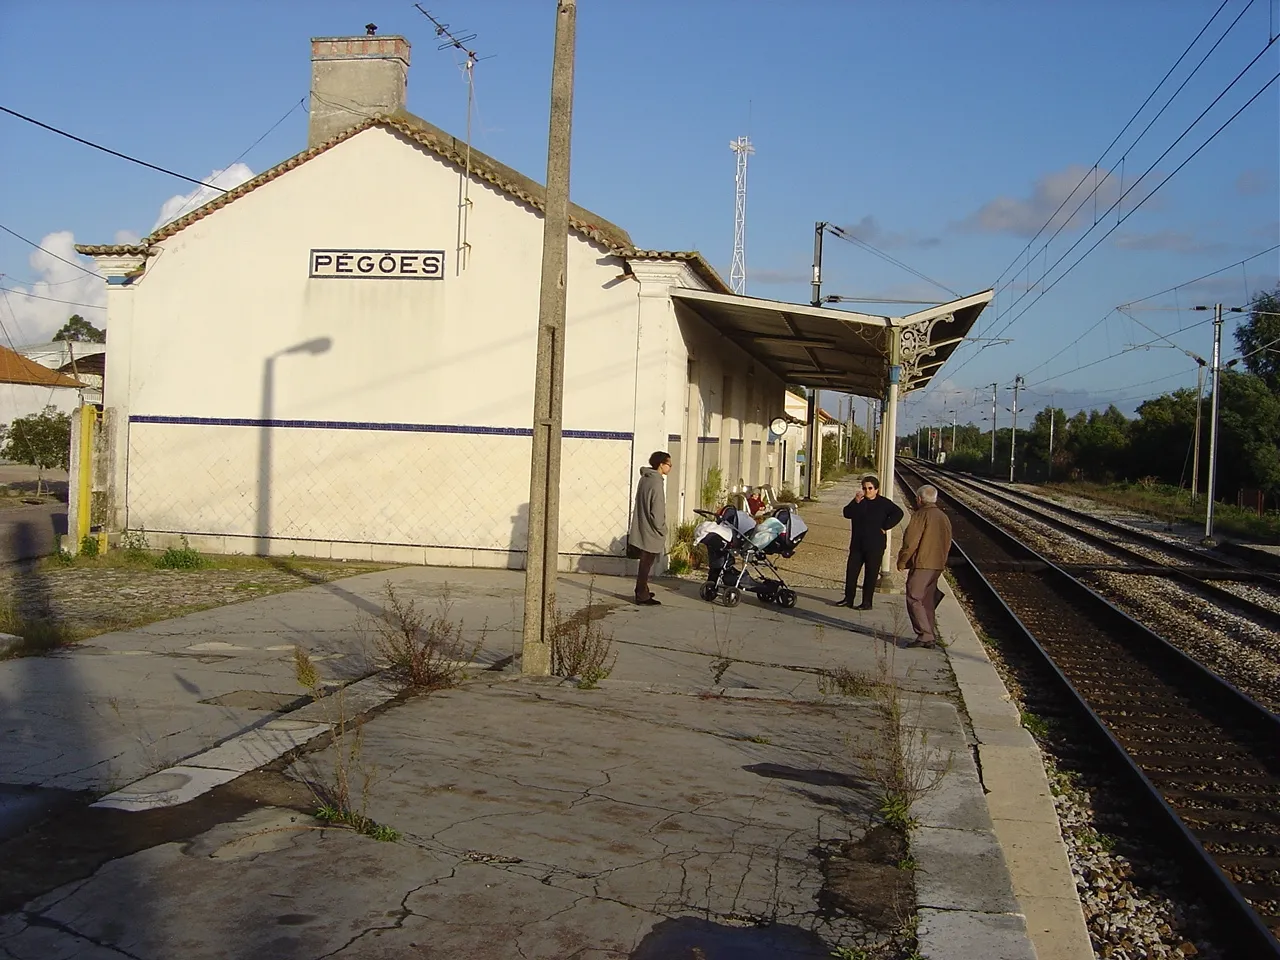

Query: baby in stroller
(693, 503), (808, 608)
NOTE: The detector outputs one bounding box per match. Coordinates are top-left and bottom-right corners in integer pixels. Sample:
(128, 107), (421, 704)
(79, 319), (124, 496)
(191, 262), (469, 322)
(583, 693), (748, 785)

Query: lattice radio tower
(729, 135), (754, 295)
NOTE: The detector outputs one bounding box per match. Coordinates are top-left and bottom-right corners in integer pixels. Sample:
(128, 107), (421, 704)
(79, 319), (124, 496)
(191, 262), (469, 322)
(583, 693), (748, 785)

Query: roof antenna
(414, 4), (494, 275)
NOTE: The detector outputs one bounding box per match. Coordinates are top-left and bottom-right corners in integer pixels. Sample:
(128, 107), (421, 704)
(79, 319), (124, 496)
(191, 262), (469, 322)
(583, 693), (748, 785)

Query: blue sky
(1, 0), (1277, 429)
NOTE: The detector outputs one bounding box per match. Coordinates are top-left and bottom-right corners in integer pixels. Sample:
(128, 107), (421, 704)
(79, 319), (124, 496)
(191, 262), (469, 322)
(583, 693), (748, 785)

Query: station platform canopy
(670, 287), (994, 398)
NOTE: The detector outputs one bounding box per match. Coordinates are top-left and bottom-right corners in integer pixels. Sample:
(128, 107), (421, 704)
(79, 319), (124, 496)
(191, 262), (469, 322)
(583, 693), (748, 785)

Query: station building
(77, 31), (991, 574)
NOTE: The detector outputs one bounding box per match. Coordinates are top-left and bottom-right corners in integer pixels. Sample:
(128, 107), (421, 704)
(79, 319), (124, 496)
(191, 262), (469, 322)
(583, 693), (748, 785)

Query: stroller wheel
(699, 583), (718, 602)
(755, 589), (773, 604)
(723, 587), (742, 608)
(777, 588), (797, 609)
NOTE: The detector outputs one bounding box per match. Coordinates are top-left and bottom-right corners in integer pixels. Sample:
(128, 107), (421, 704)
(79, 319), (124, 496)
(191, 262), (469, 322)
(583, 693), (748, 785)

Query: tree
(1234, 288), (1280, 394)
(2, 406), (71, 495)
(52, 314), (106, 344)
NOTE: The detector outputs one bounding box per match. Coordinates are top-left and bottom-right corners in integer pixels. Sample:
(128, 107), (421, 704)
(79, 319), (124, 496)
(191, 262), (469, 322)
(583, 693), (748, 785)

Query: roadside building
(0, 344), (86, 431)
(18, 341), (105, 406)
(76, 31), (992, 576)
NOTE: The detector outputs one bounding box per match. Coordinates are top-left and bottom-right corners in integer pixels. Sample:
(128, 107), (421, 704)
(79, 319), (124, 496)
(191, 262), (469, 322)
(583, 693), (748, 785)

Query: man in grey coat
(629, 451), (671, 605)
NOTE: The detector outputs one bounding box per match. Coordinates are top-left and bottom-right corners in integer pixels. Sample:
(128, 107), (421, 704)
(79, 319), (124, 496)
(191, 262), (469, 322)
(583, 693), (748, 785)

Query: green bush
(156, 536), (205, 569)
(79, 535), (99, 558)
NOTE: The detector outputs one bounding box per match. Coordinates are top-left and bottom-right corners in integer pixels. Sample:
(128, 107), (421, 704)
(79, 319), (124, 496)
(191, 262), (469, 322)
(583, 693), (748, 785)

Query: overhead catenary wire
(989, 30), (1280, 331)
(991, 0), (1260, 325)
(944, 63), (1280, 387)
(825, 224), (959, 297)
(987, 0), (1237, 293)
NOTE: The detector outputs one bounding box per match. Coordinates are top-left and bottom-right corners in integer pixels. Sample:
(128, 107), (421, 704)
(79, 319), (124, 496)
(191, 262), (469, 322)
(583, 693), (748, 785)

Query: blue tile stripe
(729, 439), (745, 445)
(696, 436), (719, 444)
(667, 434), (682, 443)
(129, 414), (631, 441)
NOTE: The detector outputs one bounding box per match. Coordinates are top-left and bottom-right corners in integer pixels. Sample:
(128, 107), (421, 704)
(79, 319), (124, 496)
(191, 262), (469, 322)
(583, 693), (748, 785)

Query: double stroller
(693, 504), (808, 608)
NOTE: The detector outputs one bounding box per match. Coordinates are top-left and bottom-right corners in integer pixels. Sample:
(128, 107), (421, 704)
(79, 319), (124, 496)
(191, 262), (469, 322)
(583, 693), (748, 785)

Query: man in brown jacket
(896, 484), (952, 648)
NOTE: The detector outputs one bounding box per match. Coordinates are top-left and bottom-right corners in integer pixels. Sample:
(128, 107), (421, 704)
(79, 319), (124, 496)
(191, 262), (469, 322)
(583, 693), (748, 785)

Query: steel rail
(896, 461), (1280, 956)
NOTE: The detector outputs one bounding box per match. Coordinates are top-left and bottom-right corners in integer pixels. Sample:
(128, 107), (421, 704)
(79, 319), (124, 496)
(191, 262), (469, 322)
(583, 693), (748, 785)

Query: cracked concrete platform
(1, 478), (1049, 958)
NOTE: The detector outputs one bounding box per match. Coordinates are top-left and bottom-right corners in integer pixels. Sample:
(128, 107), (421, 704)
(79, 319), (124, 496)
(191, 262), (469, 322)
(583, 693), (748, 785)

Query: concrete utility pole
(522, 0), (577, 676)
(1190, 361), (1205, 503)
(1009, 375), (1024, 483)
(804, 389), (819, 499)
(948, 409), (957, 455)
(1047, 407), (1055, 480)
(1203, 304), (1224, 543)
(989, 382), (998, 472)
(810, 222), (826, 307)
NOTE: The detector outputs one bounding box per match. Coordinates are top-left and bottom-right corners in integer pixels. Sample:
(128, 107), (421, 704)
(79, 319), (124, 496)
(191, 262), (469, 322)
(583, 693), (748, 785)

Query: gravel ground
(0, 556), (392, 641)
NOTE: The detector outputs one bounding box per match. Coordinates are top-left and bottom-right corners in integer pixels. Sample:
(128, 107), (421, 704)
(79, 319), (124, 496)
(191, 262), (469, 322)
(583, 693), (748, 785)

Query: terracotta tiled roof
(75, 111), (732, 294)
(0, 344), (84, 388)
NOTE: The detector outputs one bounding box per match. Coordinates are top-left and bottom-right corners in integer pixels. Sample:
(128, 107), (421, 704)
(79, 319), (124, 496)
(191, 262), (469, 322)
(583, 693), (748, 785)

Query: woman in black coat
(836, 475), (904, 610)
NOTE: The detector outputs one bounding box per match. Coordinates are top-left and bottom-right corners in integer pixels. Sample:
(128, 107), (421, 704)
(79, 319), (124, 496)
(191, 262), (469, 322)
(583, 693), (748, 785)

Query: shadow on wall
(629, 916), (830, 959)
(255, 338), (333, 551)
(509, 501), (528, 570)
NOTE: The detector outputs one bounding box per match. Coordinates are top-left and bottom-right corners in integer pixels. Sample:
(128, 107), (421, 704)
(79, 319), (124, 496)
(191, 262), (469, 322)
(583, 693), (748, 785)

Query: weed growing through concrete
(0, 600), (79, 659)
(551, 581), (617, 688)
(292, 645), (399, 842)
(707, 612), (739, 686)
(855, 622), (953, 831)
(1020, 709), (1051, 738)
(817, 665), (878, 698)
(364, 583), (481, 691)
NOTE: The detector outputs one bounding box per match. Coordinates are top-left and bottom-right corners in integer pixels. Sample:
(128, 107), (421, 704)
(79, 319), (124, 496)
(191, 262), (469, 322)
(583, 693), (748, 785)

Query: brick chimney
(308, 34), (411, 148)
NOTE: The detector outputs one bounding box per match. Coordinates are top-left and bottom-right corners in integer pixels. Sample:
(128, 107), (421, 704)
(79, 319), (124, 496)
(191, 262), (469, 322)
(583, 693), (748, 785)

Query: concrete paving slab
(180, 723), (332, 773)
(90, 765), (242, 811)
(913, 826), (1021, 914)
(916, 907), (1038, 960)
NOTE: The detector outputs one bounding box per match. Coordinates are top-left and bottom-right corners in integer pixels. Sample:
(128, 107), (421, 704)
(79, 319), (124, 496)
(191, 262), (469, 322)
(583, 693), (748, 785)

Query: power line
(990, 64), (1280, 342)
(826, 224), (959, 297)
(989, 30), (1279, 331)
(945, 63), (1280, 387)
(0, 287), (105, 310)
(0, 226), (99, 280)
(1118, 243), (1280, 306)
(226, 96), (308, 169)
(988, 0), (1236, 292)
(0, 104), (231, 192)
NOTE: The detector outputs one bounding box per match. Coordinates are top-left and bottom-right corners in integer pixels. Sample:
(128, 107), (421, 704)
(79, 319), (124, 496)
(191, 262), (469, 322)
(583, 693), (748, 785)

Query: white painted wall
(108, 127), (643, 567)
(0, 384), (81, 430)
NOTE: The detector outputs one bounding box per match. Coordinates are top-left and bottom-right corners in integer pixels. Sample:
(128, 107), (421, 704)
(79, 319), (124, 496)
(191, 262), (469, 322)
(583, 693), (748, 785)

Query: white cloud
(152, 162), (254, 232)
(2, 162), (257, 345)
(956, 164), (1125, 237)
(0, 231), (105, 345)
(1235, 168), (1274, 197)
(835, 215), (940, 249)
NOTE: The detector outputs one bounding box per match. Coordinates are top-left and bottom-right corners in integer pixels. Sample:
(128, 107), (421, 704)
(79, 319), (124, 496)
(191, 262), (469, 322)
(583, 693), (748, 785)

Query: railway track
(896, 461), (1280, 957)
(915, 462), (1280, 634)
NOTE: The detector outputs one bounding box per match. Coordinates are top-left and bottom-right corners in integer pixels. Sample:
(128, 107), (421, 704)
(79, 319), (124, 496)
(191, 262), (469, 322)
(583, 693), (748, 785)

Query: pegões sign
(309, 249), (445, 280)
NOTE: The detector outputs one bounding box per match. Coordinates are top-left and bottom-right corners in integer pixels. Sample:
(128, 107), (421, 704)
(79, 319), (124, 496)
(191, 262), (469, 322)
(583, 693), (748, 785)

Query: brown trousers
(635, 551), (658, 598)
(905, 568), (943, 645)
